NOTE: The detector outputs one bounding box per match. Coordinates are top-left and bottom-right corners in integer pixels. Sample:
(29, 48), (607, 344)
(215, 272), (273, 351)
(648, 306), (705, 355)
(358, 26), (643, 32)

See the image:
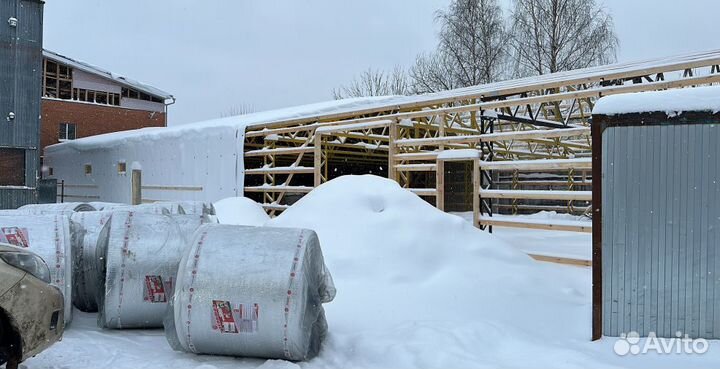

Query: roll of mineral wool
(69, 211), (113, 312)
(165, 224), (336, 361)
(97, 211), (190, 329)
(0, 214), (73, 324)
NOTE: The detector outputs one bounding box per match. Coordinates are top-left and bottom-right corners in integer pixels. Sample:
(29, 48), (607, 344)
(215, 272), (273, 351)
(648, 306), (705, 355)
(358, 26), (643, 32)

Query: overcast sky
(43, 0), (720, 125)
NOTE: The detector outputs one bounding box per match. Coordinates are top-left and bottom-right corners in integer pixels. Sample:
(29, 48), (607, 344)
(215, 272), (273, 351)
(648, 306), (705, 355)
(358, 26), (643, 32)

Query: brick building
(40, 50), (174, 163)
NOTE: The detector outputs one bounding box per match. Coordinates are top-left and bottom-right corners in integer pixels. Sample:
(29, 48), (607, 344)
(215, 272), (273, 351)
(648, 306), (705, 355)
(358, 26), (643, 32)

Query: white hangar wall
(44, 96), (401, 205)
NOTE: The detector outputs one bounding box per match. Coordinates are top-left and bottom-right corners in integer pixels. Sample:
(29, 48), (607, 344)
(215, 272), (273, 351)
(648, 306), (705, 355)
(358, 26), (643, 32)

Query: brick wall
(40, 99), (166, 157)
(0, 149), (25, 186)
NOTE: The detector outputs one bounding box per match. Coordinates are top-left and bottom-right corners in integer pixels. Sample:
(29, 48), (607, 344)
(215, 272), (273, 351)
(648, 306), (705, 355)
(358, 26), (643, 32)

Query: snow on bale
(0, 214), (73, 324)
(214, 197), (270, 226)
(165, 224), (336, 361)
(97, 212), (211, 329)
(70, 211), (113, 312)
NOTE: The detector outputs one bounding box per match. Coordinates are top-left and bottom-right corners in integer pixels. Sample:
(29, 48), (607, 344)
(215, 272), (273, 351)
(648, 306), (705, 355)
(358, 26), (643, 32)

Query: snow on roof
(43, 49), (173, 101)
(593, 86), (720, 116)
(45, 95), (404, 153)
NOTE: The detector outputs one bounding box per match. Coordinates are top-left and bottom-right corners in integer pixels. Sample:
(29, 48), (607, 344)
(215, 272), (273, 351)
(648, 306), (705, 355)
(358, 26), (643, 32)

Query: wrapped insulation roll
(0, 214), (73, 324)
(88, 202), (127, 211)
(164, 201), (216, 216)
(70, 211), (113, 312)
(111, 203), (184, 215)
(16, 202), (96, 214)
(97, 212), (210, 328)
(165, 224), (336, 361)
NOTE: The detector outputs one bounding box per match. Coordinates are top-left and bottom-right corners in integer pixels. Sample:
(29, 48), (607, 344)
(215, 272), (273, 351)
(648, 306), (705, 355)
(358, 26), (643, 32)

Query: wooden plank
(479, 189), (592, 201)
(393, 152), (439, 161)
(480, 127), (590, 142)
(394, 163), (437, 172)
(388, 121), (398, 181)
(480, 158), (592, 171)
(261, 203), (289, 211)
(407, 188), (437, 197)
(529, 254), (591, 267)
(316, 119), (393, 134)
(245, 146), (315, 157)
(436, 160), (444, 211)
(478, 215), (592, 233)
(244, 186), (313, 193)
(245, 166), (315, 175)
(142, 185), (203, 192)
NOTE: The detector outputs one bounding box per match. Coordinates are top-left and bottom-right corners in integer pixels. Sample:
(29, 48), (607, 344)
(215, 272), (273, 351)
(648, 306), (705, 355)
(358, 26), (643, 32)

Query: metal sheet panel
(0, 0), (43, 149)
(602, 123), (720, 338)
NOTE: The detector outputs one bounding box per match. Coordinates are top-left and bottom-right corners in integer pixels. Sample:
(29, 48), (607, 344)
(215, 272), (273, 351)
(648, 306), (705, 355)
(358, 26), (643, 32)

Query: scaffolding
(243, 49), (720, 232)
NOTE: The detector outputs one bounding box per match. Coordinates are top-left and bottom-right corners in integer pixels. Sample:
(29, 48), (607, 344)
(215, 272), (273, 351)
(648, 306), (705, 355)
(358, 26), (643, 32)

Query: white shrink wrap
(164, 201), (216, 216)
(0, 214), (73, 323)
(165, 224), (336, 361)
(111, 203), (184, 215)
(18, 202), (96, 214)
(97, 212), (210, 328)
(70, 211), (113, 312)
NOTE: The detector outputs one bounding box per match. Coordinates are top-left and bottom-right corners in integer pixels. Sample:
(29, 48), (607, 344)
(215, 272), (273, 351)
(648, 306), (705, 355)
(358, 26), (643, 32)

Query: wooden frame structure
(243, 50), (720, 232)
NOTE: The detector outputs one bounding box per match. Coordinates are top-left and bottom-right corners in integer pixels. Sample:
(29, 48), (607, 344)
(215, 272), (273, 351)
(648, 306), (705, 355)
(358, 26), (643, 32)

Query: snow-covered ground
(24, 175), (720, 368)
(451, 211), (591, 261)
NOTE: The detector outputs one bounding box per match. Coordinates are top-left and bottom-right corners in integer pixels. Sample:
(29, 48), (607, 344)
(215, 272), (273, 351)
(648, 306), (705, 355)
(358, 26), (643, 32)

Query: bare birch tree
(333, 66), (410, 99)
(510, 0), (619, 76)
(411, 0), (509, 93)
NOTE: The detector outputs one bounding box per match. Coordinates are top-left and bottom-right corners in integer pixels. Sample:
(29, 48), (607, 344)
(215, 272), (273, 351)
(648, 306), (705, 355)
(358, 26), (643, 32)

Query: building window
(122, 87), (163, 103)
(117, 162), (127, 174)
(48, 167), (54, 176)
(43, 59), (73, 99)
(59, 123), (77, 141)
(72, 88), (120, 106)
(84, 164), (92, 175)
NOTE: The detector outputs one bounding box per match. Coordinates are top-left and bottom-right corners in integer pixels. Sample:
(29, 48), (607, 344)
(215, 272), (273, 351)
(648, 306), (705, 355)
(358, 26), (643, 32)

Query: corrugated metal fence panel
(0, 187), (37, 209)
(0, 0), (43, 148)
(602, 123), (720, 339)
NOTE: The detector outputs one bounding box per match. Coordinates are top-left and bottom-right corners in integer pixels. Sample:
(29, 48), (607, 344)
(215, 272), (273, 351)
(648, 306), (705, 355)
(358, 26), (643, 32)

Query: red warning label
(211, 300), (259, 334)
(143, 275), (170, 303)
(0, 227), (30, 248)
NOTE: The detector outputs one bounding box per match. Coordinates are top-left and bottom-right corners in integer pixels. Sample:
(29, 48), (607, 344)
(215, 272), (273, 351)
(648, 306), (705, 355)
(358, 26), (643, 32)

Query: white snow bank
(214, 197), (270, 226)
(24, 175), (720, 368)
(593, 86), (720, 116)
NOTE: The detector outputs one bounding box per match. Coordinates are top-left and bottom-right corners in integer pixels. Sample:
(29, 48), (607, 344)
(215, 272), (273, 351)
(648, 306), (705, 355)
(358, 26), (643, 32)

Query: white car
(0, 243), (64, 369)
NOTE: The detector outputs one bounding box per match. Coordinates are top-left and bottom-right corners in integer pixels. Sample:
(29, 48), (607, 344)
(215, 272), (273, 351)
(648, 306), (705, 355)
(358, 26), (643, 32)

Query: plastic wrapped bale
(166, 201), (216, 216)
(165, 224), (336, 361)
(0, 214), (73, 324)
(112, 203), (184, 215)
(97, 211), (202, 329)
(88, 202), (127, 211)
(170, 214), (215, 242)
(70, 211), (113, 312)
(18, 202), (96, 214)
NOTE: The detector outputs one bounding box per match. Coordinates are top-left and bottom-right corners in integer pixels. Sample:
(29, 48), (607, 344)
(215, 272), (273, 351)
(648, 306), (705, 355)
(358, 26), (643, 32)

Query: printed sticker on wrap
(0, 227), (30, 248)
(143, 275), (172, 303)
(212, 300), (259, 334)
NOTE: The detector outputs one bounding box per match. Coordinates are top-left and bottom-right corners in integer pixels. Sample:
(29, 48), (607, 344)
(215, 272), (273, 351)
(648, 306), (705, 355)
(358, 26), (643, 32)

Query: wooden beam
(245, 147), (315, 157)
(479, 189), (592, 201)
(480, 158), (592, 171)
(244, 186), (313, 193)
(394, 163), (437, 172)
(478, 215), (592, 233)
(245, 166), (315, 175)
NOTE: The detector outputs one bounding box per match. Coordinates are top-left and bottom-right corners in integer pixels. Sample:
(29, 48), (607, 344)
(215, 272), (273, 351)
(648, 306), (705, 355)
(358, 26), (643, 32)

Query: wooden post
(388, 120), (398, 182)
(473, 158), (480, 228)
(131, 169), (142, 205)
(313, 134), (322, 187)
(436, 159), (444, 211)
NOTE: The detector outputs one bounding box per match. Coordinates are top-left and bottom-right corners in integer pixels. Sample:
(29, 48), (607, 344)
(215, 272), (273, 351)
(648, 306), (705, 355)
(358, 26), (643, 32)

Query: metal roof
(43, 49), (174, 102)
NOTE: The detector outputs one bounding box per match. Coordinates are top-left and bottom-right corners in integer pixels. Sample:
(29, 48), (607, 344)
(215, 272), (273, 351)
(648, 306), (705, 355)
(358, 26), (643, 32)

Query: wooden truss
(243, 50), (720, 232)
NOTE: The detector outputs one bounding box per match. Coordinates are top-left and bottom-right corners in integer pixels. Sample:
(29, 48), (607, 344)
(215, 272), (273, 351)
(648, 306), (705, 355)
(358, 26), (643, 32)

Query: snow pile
(265, 175), (595, 368)
(214, 197), (270, 226)
(593, 85), (720, 116)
